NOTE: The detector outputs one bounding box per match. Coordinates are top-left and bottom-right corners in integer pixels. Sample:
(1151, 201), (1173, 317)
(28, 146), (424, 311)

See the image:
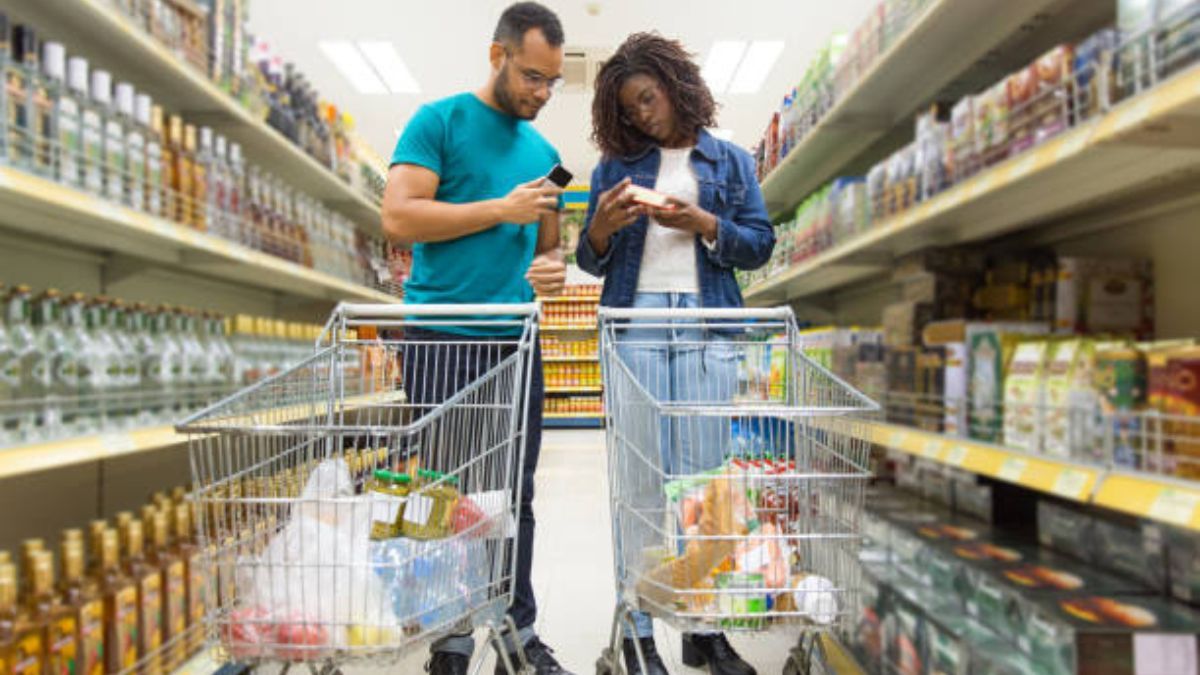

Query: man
(381, 3), (572, 674)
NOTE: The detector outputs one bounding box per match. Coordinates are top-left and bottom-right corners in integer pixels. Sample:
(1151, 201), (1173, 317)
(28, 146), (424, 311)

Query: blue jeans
(614, 292), (737, 639)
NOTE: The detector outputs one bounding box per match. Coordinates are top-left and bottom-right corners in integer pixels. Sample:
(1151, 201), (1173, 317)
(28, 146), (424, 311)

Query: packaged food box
(968, 635), (1042, 675)
(916, 348), (946, 432)
(953, 477), (993, 523)
(1166, 525), (1200, 606)
(920, 461), (956, 508)
(882, 580), (930, 675)
(968, 324), (1049, 444)
(921, 594), (1006, 675)
(974, 81), (1010, 165)
(1003, 340), (1051, 453)
(1074, 28), (1119, 119)
(1092, 514), (1168, 594)
(854, 562), (892, 674)
(883, 301), (935, 348)
(1066, 339), (1101, 462)
(1055, 258), (1154, 339)
(1164, 346), (1200, 479)
(1095, 344), (1148, 469)
(1038, 500), (1095, 561)
(1043, 339), (1082, 458)
(1022, 593), (1200, 675)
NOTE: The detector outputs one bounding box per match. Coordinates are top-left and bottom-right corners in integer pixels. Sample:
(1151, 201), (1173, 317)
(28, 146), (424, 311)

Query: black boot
(495, 636), (576, 674)
(681, 633), (756, 675)
(427, 651), (470, 675)
(622, 636), (669, 675)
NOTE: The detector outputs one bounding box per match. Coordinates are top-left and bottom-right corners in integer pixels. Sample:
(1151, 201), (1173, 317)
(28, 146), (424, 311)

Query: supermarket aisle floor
(389, 428), (797, 673)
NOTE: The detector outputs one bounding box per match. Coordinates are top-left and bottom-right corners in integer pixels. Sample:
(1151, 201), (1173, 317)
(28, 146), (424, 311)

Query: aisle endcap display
(10, 0), (382, 228)
(542, 285), (603, 428)
(747, 61), (1200, 306)
(863, 420), (1200, 531)
(757, 0), (1081, 217)
(0, 165), (396, 304)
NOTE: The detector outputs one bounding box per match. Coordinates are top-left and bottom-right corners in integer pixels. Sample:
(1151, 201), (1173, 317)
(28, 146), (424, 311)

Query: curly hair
(591, 33), (717, 158)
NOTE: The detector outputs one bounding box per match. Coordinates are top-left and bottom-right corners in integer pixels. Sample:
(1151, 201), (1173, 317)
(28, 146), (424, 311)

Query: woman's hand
(651, 196), (718, 243)
(588, 178), (643, 255)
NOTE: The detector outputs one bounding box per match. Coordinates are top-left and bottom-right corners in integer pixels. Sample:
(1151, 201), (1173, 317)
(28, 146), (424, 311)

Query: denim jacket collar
(620, 127), (721, 164)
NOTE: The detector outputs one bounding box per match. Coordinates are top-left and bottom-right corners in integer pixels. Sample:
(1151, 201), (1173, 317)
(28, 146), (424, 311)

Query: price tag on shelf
(922, 438), (945, 460)
(1056, 129), (1090, 161)
(888, 430), (909, 449)
(1115, 97), (1154, 131)
(1148, 489), (1200, 527)
(100, 433), (136, 455)
(1052, 469), (1091, 500)
(91, 198), (123, 223)
(997, 457), (1028, 483)
(946, 445), (970, 467)
(1011, 153), (1039, 180)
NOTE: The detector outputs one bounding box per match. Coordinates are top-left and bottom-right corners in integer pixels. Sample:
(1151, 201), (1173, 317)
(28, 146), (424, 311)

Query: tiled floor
(388, 428), (801, 674)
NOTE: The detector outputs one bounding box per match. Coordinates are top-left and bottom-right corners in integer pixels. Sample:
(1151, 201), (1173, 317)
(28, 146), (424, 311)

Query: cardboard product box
(916, 348), (946, 433)
(1095, 343), (1148, 470)
(1038, 500), (1095, 561)
(1023, 593), (1200, 675)
(1091, 515), (1169, 594)
(1055, 257), (1155, 339)
(893, 248), (985, 281)
(884, 301), (936, 348)
(953, 477), (994, 523)
(921, 594), (1006, 675)
(999, 557), (1153, 642)
(882, 581), (930, 675)
(853, 562), (892, 674)
(887, 346), (919, 426)
(967, 635), (1042, 675)
(955, 545), (1063, 636)
(942, 341), (969, 437)
(919, 461), (956, 509)
(1003, 340), (1052, 453)
(1043, 339), (1083, 458)
(856, 361), (888, 401)
(967, 323), (1049, 443)
(902, 272), (978, 317)
(1166, 526), (1200, 606)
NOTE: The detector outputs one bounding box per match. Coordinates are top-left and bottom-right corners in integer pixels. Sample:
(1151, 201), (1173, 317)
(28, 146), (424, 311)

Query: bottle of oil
(122, 519), (162, 674)
(58, 539), (103, 675)
(181, 124), (199, 229)
(27, 550), (76, 675)
(0, 561), (43, 675)
(172, 502), (206, 653)
(193, 126), (212, 232)
(150, 105), (170, 220)
(147, 511), (185, 669)
(168, 115), (189, 225)
(95, 529), (137, 674)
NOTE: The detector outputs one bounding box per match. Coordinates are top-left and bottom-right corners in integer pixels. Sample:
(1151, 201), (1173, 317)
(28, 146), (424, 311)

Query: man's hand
(499, 178), (563, 224)
(652, 196), (718, 242)
(527, 249), (567, 297)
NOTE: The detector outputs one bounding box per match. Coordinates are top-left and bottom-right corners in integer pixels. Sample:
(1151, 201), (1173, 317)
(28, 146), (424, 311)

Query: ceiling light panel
(729, 41), (785, 94)
(701, 41), (747, 94)
(319, 40), (387, 94)
(357, 40), (420, 94)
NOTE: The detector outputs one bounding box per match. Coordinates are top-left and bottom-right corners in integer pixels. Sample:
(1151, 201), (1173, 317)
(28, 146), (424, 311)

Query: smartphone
(625, 184), (675, 210)
(546, 164), (573, 188)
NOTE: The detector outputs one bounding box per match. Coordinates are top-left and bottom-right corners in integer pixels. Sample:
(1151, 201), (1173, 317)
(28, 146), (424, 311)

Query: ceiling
(247, 0), (880, 180)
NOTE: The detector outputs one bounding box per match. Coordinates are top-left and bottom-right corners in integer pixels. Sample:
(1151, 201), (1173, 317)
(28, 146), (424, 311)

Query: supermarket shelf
(543, 414), (604, 429)
(0, 166), (397, 305)
(545, 386), (603, 394)
(543, 324), (599, 331)
(861, 420), (1200, 531)
(0, 392), (402, 480)
(757, 0), (1110, 218)
(543, 356), (599, 363)
(542, 295), (600, 304)
(747, 63), (1200, 306)
(2, 0), (382, 230)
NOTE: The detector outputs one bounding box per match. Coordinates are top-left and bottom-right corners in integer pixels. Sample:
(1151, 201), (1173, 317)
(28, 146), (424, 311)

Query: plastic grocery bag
(235, 459), (400, 654)
(372, 536), (492, 633)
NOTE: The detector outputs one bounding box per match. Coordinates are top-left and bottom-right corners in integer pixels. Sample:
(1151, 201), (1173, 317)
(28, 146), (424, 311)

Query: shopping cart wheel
(594, 647), (622, 675)
(784, 635), (816, 675)
(782, 654), (806, 675)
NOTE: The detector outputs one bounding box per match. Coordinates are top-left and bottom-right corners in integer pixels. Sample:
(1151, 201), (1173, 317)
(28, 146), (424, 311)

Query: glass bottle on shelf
(177, 309), (206, 412)
(0, 561), (42, 675)
(118, 84), (145, 212)
(32, 289), (71, 435)
(142, 99), (163, 218)
(209, 312), (235, 391)
(94, 529), (137, 675)
(28, 36), (53, 177)
(58, 539), (103, 675)
(156, 107), (174, 221)
(0, 283), (13, 448)
(74, 58), (104, 197)
(154, 306), (184, 419)
(84, 296), (120, 431)
(121, 519), (162, 674)
(180, 123), (198, 228)
(25, 549), (76, 675)
(4, 285), (41, 443)
(105, 299), (139, 428)
(227, 142), (247, 248)
(193, 126), (211, 232)
(62, 292), (97, 434)
(90, 69), (125, 205)
(147, 511), (185, 669)
(168, 115), (189, 225)
(132, 303), (164, 423)
(0, 13), (9, 162)
(209, 134), (229, 239)
(46, 45), (81, 188)
(246, 166), (267, 254)
(171, 503), (206, 654)
(4, 25), (37, 169)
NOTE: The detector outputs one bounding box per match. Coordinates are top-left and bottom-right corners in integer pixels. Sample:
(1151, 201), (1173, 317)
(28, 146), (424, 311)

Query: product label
(82, 110), (104, 194)
(166, 561), (187, 638)
(47, 614), (79, 675)
(14, 629), (43, 674)
(113, 585), (139, 669)
(140, 573), (164, 653)
(80, 600), (105, 675)
(127, 133), (146, 211)
(104, 121), (126, 202)
(188, 552), (208, 627)
(146, 142), (163, 214)
(404, 494), (434, 527)
(58, 99), (82, 185)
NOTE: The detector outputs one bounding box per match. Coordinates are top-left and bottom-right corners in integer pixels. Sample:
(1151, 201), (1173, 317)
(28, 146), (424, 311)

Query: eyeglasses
(504, 48), (564, 92)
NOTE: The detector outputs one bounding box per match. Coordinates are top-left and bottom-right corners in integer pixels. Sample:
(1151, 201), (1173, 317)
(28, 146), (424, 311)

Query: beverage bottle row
(0, 491), (208, 675)
(0, 17), (376, 287)
(0, 283), (321, 448)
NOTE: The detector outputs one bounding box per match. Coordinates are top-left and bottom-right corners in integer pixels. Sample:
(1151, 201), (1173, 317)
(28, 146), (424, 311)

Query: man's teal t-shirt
(391, 93), (560, 321)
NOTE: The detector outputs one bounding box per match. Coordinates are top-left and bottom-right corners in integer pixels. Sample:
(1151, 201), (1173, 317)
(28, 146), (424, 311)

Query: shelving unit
(0, 166), (396, 305)
(747, 63), (1200, 306)
(0, 0), (382, 231)
(542, 288), (603, 428)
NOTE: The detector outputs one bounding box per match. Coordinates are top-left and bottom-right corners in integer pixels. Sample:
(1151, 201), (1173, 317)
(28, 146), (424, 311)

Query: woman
(577, 33), (773, 675)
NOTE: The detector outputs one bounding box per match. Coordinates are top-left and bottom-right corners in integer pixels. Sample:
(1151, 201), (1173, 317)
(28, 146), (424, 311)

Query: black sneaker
(427, 650), (470, 675)
(495, 636), (576, 675)
(622, 636), (669, 675)
(681, 633), (756, 675)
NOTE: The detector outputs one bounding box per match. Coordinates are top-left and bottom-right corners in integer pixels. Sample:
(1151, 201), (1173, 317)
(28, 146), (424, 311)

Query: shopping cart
(178, 303), (541, 674)
(594, 307), (879, 675)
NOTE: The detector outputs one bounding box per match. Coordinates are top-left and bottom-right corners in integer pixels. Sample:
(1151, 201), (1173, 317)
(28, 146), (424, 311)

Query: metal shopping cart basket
(594, 307), (879, 675)
(178, 303), (541, 674)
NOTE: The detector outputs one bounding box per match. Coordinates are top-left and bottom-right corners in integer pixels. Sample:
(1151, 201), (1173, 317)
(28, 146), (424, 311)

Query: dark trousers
(400, 327), (543, 635)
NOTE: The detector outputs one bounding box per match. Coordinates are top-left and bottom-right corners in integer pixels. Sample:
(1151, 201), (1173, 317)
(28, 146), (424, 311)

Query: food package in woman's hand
(638, 476), (751, 609)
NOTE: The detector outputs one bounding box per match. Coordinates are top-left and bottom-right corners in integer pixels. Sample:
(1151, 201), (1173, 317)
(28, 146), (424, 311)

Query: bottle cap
(199, 126), (213, 150)
(13, 25), (35, 62)
(90, 69), (112, 106)
(115, 82), (135, 116)
(215, 134), (227, 158)
(230, 142), (242, 164)
(42, 41), (65, 81)
(67, 56), (89, 94)
(135, 93), (152, 126)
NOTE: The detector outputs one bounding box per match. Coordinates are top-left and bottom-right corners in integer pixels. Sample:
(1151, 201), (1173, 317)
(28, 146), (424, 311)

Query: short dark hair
(494, 2), (564, 49)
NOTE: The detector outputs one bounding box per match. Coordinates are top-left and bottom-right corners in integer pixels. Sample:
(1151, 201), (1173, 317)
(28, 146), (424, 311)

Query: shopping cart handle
(335, 302), (541, 318)
(597, 306), (794, 321)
